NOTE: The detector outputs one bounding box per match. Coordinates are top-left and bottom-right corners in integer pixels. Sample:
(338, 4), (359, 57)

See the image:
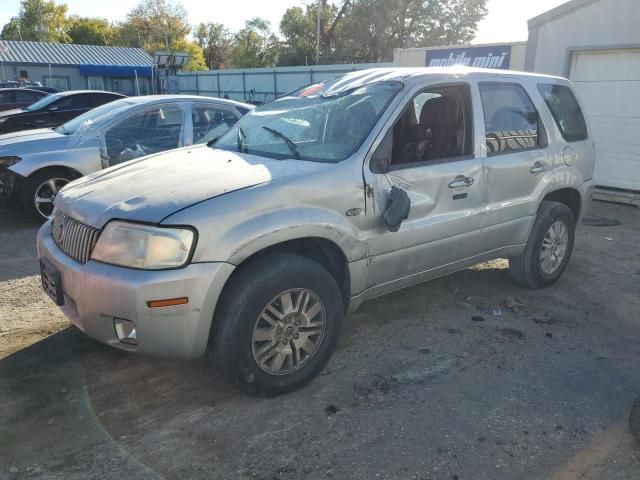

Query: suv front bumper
(37, 221), (235, 359)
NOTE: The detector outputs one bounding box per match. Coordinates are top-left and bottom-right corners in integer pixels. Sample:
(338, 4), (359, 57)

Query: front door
(362, 82), (486, 291)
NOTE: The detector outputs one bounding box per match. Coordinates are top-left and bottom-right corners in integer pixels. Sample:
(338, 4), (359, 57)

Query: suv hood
(55, 145), (332, 228)
(0, 128), (68, 155)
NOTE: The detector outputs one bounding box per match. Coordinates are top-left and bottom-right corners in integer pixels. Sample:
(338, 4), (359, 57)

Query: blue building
(0, 40), (154, 95)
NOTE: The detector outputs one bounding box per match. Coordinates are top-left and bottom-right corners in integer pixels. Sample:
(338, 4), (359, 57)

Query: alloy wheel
(540, 220), (569, 275)
(251, 288), (326, 375)
(34, 178), (69, 219)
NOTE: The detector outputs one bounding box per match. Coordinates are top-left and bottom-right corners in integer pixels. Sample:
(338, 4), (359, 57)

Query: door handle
(448, 175), (474, 189)
(530, 161), (545, 174)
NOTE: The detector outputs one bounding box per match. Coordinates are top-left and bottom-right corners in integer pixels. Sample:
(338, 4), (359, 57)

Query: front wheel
(22, 169), (73, 220)
(509, 200), (576, 289)
(214, 253), (343, 395)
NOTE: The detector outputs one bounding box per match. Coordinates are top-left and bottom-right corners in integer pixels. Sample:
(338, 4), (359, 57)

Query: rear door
(363, 82), (485, 290)
(478, 81), (551, 249)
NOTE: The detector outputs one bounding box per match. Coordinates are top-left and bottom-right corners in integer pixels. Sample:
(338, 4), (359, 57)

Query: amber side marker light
(147, 297), (189, 308)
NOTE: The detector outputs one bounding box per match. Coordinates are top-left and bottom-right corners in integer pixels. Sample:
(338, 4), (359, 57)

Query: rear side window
(479, 82), (542, 155)
(537, 83), (588, 142)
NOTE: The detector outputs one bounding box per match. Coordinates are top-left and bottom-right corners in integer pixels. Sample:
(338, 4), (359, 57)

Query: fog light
(114, 318), (137, 345)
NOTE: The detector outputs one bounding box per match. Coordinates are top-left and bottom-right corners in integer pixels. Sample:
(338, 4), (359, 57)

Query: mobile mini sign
(426, 45), (512, 69)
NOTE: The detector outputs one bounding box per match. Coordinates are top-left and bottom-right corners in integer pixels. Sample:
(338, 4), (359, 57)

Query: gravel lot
(1, 201), (639, 480)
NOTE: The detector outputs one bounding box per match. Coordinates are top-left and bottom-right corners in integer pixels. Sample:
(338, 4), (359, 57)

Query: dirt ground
(1, 201), (639, 480)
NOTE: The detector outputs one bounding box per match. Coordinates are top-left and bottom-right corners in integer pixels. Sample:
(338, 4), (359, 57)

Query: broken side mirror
(383, 186), (411, 232)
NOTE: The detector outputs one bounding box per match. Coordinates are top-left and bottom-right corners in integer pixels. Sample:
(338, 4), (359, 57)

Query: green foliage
(0, 0), (488, 70)
(194, 22), (233, 70)
(67, 16), (115, 46)
(122, 0), (190, 51)
(279, 0), (488, 64)
(1, 0), (70, 43)
(228, 18), (280, 68)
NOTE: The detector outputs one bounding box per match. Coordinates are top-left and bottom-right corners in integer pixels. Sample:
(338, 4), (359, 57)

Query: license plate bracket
(40, 258), (64, 306)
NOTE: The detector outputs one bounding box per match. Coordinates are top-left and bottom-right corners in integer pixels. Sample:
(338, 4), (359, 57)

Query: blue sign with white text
(426, 45), (512, 69)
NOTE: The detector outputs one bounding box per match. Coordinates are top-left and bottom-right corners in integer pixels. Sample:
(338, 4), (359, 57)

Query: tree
(67, 16), (115, 46)
(0, 0), (70, 43)
(228, 18), (279, 68)
(122, 0), (190, 50)
(194, 22), (233, 70)
(278, 4), (338, 66)
(332, 0), (488, 63)
(277, 0), (487, 65)
(172, 39), (207, 71)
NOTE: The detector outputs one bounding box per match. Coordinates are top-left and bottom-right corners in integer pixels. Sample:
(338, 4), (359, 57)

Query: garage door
(570, 49), (640, 190)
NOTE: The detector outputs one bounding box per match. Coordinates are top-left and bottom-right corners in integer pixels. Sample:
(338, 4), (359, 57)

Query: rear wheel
(22, 169), (73, 220)
(214, 253), (343, 395)
(509, 200), (576, 289)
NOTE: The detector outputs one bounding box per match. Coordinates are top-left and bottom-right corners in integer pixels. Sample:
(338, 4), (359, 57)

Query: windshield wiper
(262, 126), (301, 160)
(206, 135), (221, 147)
(237, 125), (247, 153)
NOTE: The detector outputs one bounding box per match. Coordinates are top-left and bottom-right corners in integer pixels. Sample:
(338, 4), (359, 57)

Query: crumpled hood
(55, 145), (332, 228)
(0, 128), (69, 156)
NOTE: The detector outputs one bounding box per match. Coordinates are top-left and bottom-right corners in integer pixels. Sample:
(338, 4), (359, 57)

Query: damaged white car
(0, 95), (252, 218)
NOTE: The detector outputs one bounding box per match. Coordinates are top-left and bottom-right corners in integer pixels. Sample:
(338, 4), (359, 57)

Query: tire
(214, 253), (344, 395)
(508, 200), (576, 289)
(22, 169), (74, 220)
(630, 397), (640, 442)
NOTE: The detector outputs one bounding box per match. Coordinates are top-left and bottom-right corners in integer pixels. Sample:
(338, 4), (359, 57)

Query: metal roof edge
(528, 0), (600, 28)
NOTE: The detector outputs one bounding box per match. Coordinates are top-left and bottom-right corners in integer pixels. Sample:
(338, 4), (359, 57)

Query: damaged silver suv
(38, 68), (595, 394)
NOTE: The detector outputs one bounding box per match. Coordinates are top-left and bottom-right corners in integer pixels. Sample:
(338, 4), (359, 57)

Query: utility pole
(315, 0), (322, 65)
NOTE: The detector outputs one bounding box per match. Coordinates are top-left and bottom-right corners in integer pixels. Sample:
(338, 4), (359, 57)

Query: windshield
(214, 80), (403, 163)
(54, 100), (135, 135)
(25, 93), (63, 111)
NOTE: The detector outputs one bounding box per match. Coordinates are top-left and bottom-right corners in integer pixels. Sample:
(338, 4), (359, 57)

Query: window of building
(479, 82), (543, 155)
(377, 84), (473, 168)
(112, 78), (134, 95)
(192, 105), (239, 144)
(537, 83), (588, 142)
(87, 76), (105, 90)
(44, 77), (69, 91)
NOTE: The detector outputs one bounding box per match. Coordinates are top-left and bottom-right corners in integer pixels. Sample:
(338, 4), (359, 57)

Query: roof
(328, 67), (566, 90)
(0, 40), (153, 67)
(528, 0), (598, 27)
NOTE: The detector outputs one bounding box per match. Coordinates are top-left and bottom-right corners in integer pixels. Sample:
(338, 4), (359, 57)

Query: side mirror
(383, 186), (411, 232)
(370, 130), (393, 173)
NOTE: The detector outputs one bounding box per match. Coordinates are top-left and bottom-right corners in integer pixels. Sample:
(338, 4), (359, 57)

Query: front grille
(52, 210), (101, 264)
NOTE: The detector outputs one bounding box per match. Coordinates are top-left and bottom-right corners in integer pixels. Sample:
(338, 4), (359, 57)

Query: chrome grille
(52, 210), (101, 264)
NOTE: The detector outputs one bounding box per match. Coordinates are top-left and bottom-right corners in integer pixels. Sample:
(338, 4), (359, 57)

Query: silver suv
(38, 68), (595, 395)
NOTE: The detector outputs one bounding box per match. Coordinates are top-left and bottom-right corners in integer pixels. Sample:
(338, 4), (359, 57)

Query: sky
(0, 0), (568, 44)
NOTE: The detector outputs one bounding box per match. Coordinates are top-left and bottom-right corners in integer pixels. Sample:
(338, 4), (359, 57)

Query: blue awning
(79, 64), (153, 78)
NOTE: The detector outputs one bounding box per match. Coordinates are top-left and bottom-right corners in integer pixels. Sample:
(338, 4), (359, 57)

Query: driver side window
(104, 105), (184, 166)
(380, 83), (474, 170)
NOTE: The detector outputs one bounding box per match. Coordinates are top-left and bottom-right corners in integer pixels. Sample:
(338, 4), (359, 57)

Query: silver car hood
(55, 145), (332, 228)
(0, 128), (69, 155)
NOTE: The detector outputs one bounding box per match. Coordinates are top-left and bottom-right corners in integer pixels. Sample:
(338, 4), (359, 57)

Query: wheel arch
(228, 237), (351, 313)
(540, 187), (582, 221)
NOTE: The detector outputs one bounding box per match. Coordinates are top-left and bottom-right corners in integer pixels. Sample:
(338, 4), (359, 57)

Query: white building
(525, 0), (640, 193)
(394, 42), (527, 71)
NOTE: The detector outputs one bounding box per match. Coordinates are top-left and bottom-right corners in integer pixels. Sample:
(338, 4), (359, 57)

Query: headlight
(91, 221), (196, 270)
(0, 156), (21, 167)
